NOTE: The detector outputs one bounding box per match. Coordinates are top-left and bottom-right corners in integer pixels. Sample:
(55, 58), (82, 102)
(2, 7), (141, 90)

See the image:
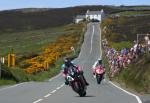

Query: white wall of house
(86, 14), (101, 21)
(75, 9), (104, 23)
(75, 18), (83, 23)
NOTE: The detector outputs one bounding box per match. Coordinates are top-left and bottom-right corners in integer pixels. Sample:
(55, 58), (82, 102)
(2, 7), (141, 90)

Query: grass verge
(101, 15), (150, 93)
(113, 54), (150, 93)
(0, 79), (16, 86)
(0, 22), (86, 86)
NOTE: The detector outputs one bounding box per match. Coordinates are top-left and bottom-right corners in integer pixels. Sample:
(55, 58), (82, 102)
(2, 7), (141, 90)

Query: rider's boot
(65, 78), (69, 85)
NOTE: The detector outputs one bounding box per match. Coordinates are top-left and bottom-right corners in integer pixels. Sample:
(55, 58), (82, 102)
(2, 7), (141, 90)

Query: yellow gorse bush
(24, 32), (81, 74)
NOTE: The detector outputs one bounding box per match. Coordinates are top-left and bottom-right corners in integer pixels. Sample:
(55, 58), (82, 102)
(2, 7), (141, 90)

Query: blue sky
(0, 0), (150, 10)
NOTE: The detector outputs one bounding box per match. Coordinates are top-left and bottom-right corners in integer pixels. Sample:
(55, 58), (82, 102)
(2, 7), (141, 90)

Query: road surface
(0, 22), (143, 103)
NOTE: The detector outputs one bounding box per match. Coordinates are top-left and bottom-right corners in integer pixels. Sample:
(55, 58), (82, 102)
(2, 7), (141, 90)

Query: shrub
(109, 33), (126, 42)
(110, 41), (132, 51)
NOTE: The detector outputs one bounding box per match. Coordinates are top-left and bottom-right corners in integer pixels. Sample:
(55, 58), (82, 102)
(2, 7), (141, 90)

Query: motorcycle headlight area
(67, 75), (74, 81)
(71, 72), (75, 76)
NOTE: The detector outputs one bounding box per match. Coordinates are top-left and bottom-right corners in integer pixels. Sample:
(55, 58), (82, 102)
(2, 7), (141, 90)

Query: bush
(102, 18), (113, 27)
(0, 79), (16, 86)
(110, 41), (132, 51)
(1, 65), (15, 79)
(9, 67), (29, 82)
(117, 17), (126, 25)
(109, 33), (126, 42)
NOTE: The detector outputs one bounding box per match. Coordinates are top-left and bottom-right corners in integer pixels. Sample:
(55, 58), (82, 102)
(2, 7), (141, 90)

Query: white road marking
(0, 82), (28, 92)
(109, 81), (142, 103)
(43, 83), (65, 99)
(60, 83), (65, 87)
(99, 23), (142, 103)
(44, 93), (51, 98)
(0, 71), (61, 92)
(48, 73), (61, 82)
(33, 99), (43, 103)
(90, 25), (95, 54)
(51, 90), (57, 94)
(78, 50), (82, 59)
(56, 87), (61, 90)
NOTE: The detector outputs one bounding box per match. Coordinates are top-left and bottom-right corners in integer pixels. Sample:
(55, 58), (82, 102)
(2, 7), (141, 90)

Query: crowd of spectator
(102, 37), (149, 77)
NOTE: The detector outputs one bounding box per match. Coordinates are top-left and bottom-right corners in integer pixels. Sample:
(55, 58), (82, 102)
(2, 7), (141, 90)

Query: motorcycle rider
(92, 58), (105, 78)
(61, 57), (89, 86)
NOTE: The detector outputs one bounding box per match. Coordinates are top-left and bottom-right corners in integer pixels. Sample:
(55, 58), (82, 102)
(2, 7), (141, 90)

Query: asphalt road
(0, 22), (143, 103)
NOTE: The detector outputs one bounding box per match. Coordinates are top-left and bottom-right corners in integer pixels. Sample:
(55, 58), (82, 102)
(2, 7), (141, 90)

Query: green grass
(0, 25), (75, 56)
(102, 42), (150, 93)
(0, 79), (16, 86)
(1, 59), (62, 83)
(113, 54), (150, 93)
(102, 15), (150, 93)
(112, 11), (150, 16)
(0, 56), (62, 83)
(128, 6), (150, 10)
(110, 41), (132, 51)
(0, 22), (86, 86)
(102, 16), (150, 42)
(102, 49), (110, 78)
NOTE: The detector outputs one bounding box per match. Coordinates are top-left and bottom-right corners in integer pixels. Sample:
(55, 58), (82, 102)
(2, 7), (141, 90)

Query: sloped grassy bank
(113, 54), (150, 93)
(101, 15), (150, 93)
(102, 48), (150, 93)
(0, 22), (86, 86)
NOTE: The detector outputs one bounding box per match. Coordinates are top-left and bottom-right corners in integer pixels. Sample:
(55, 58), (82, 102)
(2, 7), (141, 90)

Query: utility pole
(137, 33), (149, 54)
(137, 34), (146, 44)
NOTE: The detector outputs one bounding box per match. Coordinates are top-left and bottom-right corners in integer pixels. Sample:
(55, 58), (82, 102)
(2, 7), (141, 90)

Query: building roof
(75, 15), (85, 19)
(86, 9), (104, 15)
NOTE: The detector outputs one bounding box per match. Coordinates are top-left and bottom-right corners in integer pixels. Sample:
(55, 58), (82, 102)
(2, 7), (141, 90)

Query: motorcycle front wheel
(79, 91), (86, 97)
(96, 74), (102, 84)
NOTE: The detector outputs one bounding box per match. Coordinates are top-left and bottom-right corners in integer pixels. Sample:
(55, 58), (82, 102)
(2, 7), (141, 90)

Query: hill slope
(102, 12), (150, 93)
(0, 5), (122, 33)
(115, 54), (150, 93)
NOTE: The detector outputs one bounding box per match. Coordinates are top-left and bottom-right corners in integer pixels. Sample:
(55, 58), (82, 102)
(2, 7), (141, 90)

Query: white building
(85, 9), (104, 22)
(75, 15), (85, 23)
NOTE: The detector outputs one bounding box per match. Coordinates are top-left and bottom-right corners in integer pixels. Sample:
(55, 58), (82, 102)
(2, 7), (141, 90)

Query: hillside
(0, 26), (68, 56)
(0, 5), (149, 34)
(0, 5), (150, 86)
(0, 22), (86, 85)
(102, 15), (150, 50)
(112, 16), (150, 41)
(0, 5), (124, 34)
(115, 54), (150, 93)
(102, 12), (150, 93)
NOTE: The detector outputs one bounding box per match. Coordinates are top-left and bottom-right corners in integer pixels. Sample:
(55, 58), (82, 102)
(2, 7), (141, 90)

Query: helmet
(64, 57), (70, 62)
(63, 57), (71, 67)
